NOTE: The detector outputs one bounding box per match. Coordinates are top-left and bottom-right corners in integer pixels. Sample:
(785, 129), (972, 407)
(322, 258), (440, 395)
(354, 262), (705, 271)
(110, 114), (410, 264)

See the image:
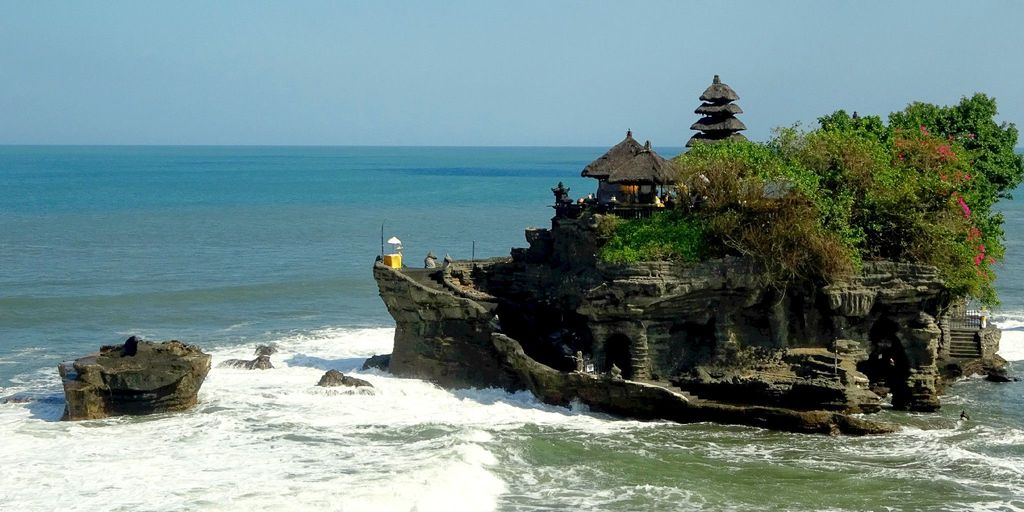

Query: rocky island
(59, 338), (211, 421)
(373, 77), (1019, 435)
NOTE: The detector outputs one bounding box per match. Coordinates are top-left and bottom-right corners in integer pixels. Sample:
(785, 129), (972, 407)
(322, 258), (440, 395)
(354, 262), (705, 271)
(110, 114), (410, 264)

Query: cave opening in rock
(863, 317), (911, 403)
(603, 333), (634, 379)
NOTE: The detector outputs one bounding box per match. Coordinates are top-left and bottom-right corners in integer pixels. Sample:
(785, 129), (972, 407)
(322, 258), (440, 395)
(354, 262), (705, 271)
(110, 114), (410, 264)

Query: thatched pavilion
(687, 75), (748, 147)
(581, 130), (677, 206)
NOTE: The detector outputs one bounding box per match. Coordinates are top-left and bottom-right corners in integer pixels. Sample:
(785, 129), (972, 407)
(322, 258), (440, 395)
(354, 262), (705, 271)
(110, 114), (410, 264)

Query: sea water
(0, 146), (1021, 511)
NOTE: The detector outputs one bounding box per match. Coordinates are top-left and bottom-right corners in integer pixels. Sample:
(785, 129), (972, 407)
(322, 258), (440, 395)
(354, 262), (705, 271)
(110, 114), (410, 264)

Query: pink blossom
(920, 125), (929, 135)
(967, 133), (976, 139)
(957, 195), (972, 218)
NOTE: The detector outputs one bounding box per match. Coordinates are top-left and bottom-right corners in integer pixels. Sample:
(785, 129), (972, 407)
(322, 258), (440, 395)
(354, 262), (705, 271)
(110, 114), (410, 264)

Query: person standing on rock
(123, 335), (140, 357)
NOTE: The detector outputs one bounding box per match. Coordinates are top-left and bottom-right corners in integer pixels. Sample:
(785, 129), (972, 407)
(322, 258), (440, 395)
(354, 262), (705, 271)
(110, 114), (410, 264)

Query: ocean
(0, 146), (1021, 511)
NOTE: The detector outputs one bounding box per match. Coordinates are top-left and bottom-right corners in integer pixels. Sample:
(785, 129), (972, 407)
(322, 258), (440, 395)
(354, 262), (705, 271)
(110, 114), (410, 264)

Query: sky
(1, 1), (1022, 146)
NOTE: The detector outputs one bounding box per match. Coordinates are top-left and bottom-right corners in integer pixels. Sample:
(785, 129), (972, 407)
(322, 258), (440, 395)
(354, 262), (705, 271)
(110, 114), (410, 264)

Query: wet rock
(316, 369), (373, 388)
(59, 340), (211, 420)
(984, 366), (1019, 382)
(218, 345), (277, 370)
(361, 354), (391, 371)
(491, 333), (895, 435)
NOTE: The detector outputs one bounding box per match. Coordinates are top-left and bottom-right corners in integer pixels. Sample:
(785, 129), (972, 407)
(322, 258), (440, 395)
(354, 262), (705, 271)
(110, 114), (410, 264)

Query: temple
(559, 130), (677, 219)
(687, 75), (747, 147)
(371, 77), (1008, 436)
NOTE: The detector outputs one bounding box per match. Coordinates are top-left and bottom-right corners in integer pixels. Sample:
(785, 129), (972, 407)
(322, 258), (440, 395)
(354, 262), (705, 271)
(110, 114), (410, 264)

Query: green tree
(889, 93), (1024, 198)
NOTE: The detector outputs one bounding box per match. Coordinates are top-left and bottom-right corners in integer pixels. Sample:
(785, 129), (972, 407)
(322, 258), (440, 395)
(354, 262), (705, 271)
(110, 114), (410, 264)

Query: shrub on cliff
(597, 211), (707, 264)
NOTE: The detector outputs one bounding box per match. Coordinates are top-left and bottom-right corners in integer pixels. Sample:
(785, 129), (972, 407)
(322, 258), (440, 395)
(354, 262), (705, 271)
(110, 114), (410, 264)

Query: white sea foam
(2, 326), (1023, 510)
(0, 327), (651, 511)
(995, 319), (1024, 361)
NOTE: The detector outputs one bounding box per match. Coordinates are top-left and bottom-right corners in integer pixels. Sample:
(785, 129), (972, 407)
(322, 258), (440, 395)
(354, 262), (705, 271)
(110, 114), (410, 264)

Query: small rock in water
(217, 344), (277, 370)
(984, 370), (1019, 383)
(317, 369), (373, 388)
(361, 354), (391, 371)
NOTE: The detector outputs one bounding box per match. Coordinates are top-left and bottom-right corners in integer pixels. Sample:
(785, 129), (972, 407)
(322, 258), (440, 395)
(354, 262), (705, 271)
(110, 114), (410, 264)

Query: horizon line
(0, 143), (685, 149)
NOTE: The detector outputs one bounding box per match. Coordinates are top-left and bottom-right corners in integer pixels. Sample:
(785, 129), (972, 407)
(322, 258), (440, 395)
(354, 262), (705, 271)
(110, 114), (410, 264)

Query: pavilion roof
(581, 131), (645, 179)
(606, 142), (678, 185)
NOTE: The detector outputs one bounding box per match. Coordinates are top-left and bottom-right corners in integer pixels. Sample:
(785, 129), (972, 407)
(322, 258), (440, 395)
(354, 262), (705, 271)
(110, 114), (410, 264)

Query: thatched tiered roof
(699, 76), (740, 102)
(581, 130), (645, 179)
(687, 75), (748, 147)
(582, 131), (677, 185)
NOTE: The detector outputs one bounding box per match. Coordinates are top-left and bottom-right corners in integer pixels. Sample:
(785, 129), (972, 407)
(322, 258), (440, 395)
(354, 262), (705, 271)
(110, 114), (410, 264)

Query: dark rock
(985, 370), (1018, 383)
(492, 333), (894, 435)
(361, 354), (391, 371)
(59, 340), (211, 420)
(218, 345), (277, 370)
(317, 369), (373, 388)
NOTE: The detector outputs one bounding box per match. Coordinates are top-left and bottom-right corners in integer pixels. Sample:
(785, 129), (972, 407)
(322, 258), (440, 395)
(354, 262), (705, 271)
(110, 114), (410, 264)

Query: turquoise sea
(1, 146), (1022, 511)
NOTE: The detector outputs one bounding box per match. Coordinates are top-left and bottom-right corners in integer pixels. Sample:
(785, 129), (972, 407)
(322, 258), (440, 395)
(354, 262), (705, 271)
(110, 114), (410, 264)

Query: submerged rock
(59, 339), (211, 421)
(316, 369), (373, 388)
(361, 354), (391, 372)
(218, 344), (278, 370)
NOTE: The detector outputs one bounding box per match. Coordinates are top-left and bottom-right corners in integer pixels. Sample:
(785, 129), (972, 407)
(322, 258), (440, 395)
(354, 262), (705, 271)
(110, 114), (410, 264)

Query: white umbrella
(387, 237), (402, 245)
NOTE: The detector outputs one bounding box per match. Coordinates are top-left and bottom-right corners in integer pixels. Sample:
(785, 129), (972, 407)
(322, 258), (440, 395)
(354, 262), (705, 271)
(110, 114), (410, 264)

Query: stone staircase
(948, 328), (982, 359)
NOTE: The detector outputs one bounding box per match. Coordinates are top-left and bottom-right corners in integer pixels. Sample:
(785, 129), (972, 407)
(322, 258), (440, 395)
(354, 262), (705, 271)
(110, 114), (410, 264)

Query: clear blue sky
(1, 1), (1021, 146)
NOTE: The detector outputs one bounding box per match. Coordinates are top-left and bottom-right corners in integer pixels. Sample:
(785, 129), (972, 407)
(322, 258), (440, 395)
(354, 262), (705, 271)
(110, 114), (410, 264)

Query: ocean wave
(998, 330), (1024, 362)
(2, 325), (1023, 510)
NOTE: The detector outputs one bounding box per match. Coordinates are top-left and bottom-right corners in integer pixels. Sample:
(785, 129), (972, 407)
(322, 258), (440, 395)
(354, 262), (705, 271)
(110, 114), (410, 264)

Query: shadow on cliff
(283, 353), (369, 372)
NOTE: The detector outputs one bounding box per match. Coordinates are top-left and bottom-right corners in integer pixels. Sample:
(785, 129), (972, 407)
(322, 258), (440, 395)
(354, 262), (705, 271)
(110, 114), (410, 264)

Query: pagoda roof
(581, 131), (645, 179)
(695, 103), (743, 115)
(606, 142), (678, 185)
(698, 75), (740, 103)
(686, 132), (748, 147)
(690, 117), (747, 132)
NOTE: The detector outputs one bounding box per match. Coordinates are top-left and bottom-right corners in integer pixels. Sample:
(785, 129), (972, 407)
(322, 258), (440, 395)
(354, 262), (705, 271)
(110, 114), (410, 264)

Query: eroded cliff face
(373, 265), (522, 391)
(373, 214), (1001, 431)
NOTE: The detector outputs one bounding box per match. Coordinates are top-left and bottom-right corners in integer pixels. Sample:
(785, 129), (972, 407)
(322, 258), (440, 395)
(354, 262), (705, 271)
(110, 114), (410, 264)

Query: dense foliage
(597, 95), (1023, 304)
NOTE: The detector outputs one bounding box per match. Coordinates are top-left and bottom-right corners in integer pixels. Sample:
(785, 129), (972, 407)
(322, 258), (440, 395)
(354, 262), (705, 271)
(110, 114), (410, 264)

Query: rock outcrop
(373, 214), (1003, 434)
(492, 333), (894, 435)
(316, 369), (373, 388)
(59, 340), (211, 421)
